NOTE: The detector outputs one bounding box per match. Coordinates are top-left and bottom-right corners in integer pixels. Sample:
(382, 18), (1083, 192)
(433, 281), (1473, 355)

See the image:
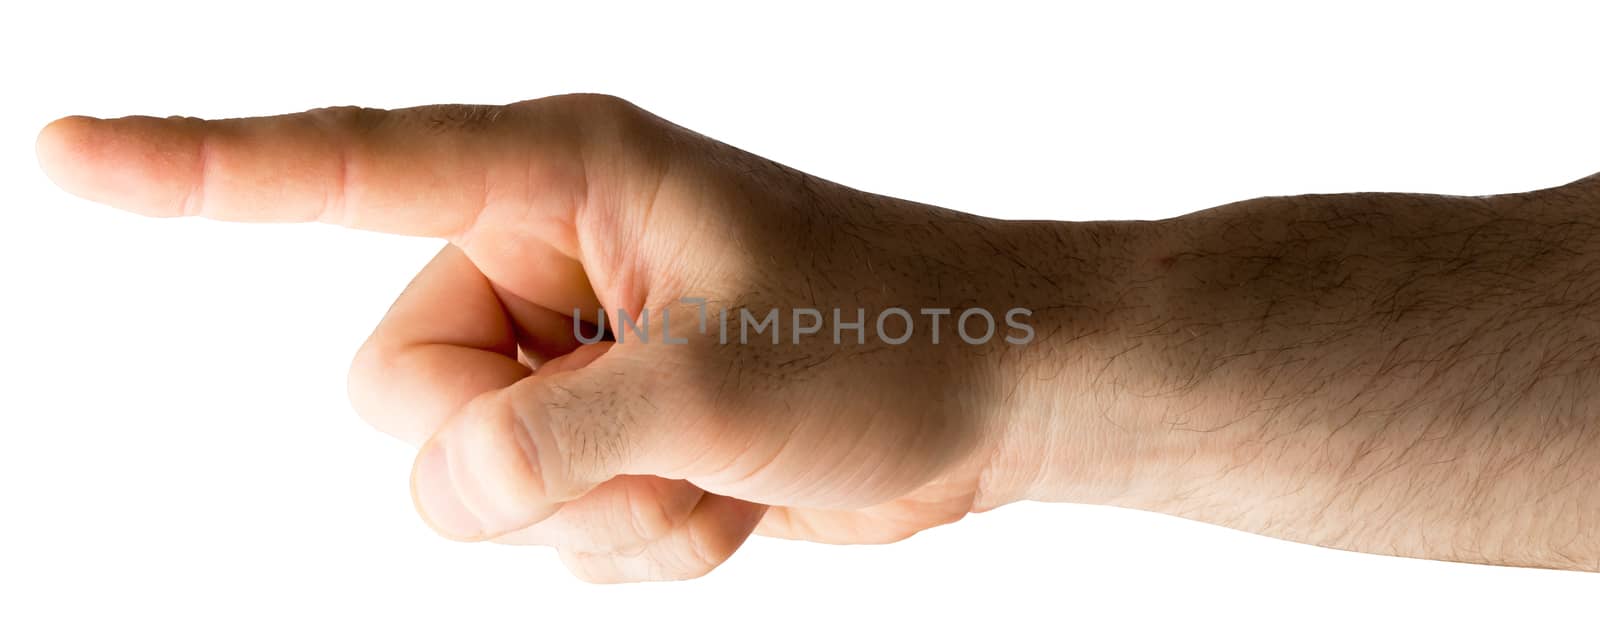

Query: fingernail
(412, 440), (485, 540)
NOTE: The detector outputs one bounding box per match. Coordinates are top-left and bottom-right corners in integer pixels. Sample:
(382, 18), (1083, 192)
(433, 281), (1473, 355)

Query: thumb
(410, 347), (686, 541)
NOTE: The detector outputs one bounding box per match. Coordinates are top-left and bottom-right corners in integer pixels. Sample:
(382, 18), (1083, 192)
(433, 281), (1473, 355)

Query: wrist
(971, 217), (1221, 510)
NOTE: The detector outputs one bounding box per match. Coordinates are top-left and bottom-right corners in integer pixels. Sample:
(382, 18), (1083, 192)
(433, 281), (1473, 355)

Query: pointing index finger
(34, 104), (575, 241)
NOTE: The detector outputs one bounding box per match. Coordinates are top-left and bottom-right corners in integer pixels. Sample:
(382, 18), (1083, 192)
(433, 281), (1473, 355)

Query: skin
(35, 94), (1599, 582)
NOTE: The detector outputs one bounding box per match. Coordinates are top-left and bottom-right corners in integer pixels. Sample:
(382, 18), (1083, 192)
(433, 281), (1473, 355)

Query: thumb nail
(411, 440), (487, 540)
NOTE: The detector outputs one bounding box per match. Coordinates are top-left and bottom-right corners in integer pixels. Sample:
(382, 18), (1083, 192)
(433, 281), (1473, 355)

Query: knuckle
(464, 394), (551, 504)
(546, 92), (640, 119)
(344, 340), (392, 426)
(543, 93), (663, 151)
(512, 378), (631, 490)
(306, 105), (390, 133)
(622, 488), (678, 543)
(345, 342), (436, 445)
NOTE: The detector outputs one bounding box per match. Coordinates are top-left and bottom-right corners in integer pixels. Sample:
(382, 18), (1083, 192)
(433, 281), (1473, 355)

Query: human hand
(36, 95), (1079, 582)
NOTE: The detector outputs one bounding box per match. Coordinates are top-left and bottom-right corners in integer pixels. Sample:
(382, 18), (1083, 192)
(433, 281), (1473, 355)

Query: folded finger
(492, 475), (704, 554)
(348, 244), (529, 445)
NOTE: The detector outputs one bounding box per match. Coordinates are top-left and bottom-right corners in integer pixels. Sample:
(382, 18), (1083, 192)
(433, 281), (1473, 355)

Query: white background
(3, 1), (1598, 639)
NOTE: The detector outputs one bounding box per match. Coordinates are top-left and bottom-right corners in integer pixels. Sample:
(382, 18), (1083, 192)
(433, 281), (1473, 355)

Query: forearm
(985, 190), (1600, 571)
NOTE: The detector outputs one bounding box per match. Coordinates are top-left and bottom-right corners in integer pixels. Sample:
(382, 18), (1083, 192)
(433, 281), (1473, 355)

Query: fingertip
(34, 114), (196, 218)
(35, 115), (100, 194)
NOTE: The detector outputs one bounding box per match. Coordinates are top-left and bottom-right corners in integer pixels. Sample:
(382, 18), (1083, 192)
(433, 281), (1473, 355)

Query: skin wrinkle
(508, 399), (548, 505)
(682, 497), (717, 573)
(184, 120), (208, 219)
(315, 107), (383, 229)
(328, 121), (351, 228)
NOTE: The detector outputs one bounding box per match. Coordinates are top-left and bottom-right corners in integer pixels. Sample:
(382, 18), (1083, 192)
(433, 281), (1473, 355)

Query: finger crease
(184, 132), (210, 218)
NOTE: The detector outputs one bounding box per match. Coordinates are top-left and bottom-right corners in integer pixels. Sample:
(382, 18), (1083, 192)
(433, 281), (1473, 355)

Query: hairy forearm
(986, 187), (1600, 571)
